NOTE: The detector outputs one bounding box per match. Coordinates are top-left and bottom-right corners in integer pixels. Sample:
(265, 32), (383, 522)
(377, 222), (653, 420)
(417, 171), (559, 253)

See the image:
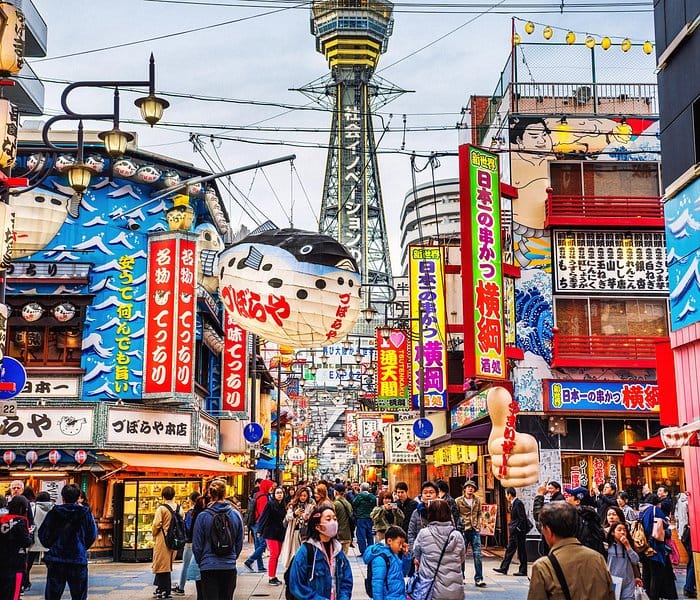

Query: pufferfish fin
(335, 258), (356, 272)
(239, 246), (264, 271)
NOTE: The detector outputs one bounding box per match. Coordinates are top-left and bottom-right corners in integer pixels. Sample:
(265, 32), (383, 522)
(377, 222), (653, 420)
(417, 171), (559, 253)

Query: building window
(554, 297), (668, 336)
(550, 161), (660, 197)
(7, 325), (82, 366)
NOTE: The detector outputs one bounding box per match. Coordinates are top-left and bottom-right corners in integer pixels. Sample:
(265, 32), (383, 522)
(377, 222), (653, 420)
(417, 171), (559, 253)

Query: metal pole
(249, 334), (258, 491)
(418, 305), (427, 482)
(276, 359), (282, 483)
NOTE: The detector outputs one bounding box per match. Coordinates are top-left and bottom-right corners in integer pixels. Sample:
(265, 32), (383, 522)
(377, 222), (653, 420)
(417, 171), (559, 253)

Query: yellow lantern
(601, 36), (612, 50)
(585, 35), (596, 49)
(621, 38), (632, 52)
(524, 21), (535, 34)
(543, 26), (553, 40)
(565, 31), (576, 45)
(0, 3), (25, 77)
(0, 98), (18, 168)
(513, 33), (521, 45)
(643, 40), (653, 55)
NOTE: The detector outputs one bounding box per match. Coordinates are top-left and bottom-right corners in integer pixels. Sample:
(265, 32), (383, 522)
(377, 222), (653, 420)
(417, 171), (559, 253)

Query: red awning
(629, 435), (664, 450)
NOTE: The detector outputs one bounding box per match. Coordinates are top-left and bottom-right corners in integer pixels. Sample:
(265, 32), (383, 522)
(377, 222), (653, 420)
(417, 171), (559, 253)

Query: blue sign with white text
(546, 380), (659, 413)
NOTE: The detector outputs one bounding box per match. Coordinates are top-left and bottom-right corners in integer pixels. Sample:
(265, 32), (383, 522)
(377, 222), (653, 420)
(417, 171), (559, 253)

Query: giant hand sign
(487, 386), (539, 488)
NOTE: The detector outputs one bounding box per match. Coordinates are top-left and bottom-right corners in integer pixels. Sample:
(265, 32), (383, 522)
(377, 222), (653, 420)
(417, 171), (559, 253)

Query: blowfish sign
(143, 231), (197, 398)
(219, 228), (361, 348)
(459, 145), (506, 380)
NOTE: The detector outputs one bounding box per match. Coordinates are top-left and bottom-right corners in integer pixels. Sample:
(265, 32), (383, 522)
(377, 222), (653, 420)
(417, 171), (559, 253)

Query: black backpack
(207, 507), (235, 556)
(284, 542), (314, 600)
(363, 553), (390, 598)
(577, 507), (606, 557)
(161, 504), (187, 551)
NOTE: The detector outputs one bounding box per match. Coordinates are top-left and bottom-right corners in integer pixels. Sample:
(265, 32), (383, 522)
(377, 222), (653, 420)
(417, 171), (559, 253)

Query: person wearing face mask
(287, 507), (353, 600)
(258, 487), (288, 586)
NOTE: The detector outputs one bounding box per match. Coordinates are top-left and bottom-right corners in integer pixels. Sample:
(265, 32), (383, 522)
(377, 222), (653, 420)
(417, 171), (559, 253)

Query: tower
(307, 0), (400, 317)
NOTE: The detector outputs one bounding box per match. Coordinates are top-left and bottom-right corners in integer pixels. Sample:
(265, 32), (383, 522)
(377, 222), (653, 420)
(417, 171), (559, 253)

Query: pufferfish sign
(219, 229), (361, 348)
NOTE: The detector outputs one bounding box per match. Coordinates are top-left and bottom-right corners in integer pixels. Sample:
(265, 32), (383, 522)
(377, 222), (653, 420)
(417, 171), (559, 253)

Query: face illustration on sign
(218, 228), (361, 348)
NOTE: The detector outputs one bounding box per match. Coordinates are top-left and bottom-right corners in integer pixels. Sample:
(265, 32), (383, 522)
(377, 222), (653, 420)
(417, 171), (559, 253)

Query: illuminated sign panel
(376, 328), (410, 411)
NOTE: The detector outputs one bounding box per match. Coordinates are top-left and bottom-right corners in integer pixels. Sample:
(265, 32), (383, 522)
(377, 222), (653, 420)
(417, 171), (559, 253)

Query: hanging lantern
(565, 31), (576, 45)
(601, 37), (612, 50)
(21, 302), (44, 322)
(0, 3), (25, 76)
(621, 38), (632, 52)
(52, 302), (77, 322)
(8, 191), (70, 259)
(219, 228), (361, 348)
(25, 450), (38, 470)
(0, 99), (19, 169)
(585, 35), (596, 49)
(3, 450), (15, 466)
(524, 21), (535, 34)
(543, 26), (553, 40)
(512, 33), (521, 45)
(74, 449), (88, 466)
(48, 449), (61, 466)
(643, 40), (653, 55)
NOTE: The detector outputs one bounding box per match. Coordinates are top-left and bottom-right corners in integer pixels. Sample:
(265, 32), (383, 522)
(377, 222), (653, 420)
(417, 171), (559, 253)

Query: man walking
(244, 479), (274, 572)
(352, 482), (377, 554)
(192, 479), (244, 600)
(456, 479), (485, 587)
(533, 481), (565, 555)
(527, 502), (614, 599)
(333, 484), (354, 554)
(494, 487), (529, 576)
(395, 482), (418, 532)
(38, 483), (97, 600)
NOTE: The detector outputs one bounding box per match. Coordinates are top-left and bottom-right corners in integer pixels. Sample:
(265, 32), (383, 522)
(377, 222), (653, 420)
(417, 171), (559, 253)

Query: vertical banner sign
(458, 145), (505, 380)
(143, 232), (197, 398)
(409, 246), (448, 410)
(222, 310), (248, 412)
(376, 328), (410, 411)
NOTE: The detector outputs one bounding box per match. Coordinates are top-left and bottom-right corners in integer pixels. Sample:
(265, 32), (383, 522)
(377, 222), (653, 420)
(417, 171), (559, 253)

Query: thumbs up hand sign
(487, 386), (539, 488)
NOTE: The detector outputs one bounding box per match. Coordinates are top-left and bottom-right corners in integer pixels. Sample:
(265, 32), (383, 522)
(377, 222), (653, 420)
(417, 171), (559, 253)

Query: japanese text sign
(222, 311), (247, 412)
(376, 328), (410, 411)
(386, 422), (420, 464)
(0, 407), (95, 444)
(545, 380), (660, 413)
(107, 407), (192, 447)
(458, 145), (505, 380)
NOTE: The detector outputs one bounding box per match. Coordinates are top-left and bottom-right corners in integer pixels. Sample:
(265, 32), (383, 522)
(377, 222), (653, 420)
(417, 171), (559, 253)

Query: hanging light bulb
(643, 40), (653, 54)
(585, 35), (596, 49)
(543, 26), (553, 40)
(513, 33), (521, 45)
(621, 38), (632, 52)
(524, 21), (535, 34)
(565, 31), (576, 45)
(601, 36), (612, 50)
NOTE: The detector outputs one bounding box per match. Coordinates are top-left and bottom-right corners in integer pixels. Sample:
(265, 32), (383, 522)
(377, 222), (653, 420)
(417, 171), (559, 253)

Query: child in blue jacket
(363, 525), (413, 600)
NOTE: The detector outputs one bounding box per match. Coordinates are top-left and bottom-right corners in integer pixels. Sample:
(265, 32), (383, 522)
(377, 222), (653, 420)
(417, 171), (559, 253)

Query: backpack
(245, 493), (258, 530)
(630, 518), (650, 555)
(576, 507), (605, 557)
(161, 504), (187, 551)
(284, 542), (314, 600)
(363, 553), (390, 598)
(207, 507), (235, 556)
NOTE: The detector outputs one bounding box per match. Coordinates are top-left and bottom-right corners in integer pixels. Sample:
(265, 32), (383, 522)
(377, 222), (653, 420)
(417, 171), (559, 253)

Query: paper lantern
(601, 37), (612, 50)
(74, 449), (87, 465)
(543, 26), (553, 40)
(585, 35), (596, 49)
(48, 449), (61, 465)
(52, 302), (77, 322)
(219, 228), (360, 348)
(0, 3), (25, 76)
(9, 190), (70, 259)
(565, 31), (576, 45)
(643, 41), (653, 55)
(621, 38), (632, 52)
(524, 21), (535, 34)
(0, 99), (19, 168)
(25, 450), (38, 469)
(512, 33), (521, 45)
(21, 302), (43, 322)
(3, 450), (15, 465)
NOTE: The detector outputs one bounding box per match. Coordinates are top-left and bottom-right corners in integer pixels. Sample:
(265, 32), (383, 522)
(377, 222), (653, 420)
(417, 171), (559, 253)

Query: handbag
(407, 530), (454, 600)
(651, 517), (665, 542)
(610, 575), (623, 600)
(634, 587), (651, 600)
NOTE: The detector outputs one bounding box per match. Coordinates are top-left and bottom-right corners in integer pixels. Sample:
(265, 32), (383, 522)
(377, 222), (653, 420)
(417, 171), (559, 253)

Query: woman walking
(151, 486), (183, 599)
(280, 487), (315, 569)
(370, 491), (404, 542)
(259, 487), (287, 586)
(313, 483), (335, 510)
(606, 522), (642, 600)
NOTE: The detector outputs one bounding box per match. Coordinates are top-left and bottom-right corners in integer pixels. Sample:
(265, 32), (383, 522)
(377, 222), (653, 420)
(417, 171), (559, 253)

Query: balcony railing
(552, 333), (667, 368)
(545, 193), (664, 227)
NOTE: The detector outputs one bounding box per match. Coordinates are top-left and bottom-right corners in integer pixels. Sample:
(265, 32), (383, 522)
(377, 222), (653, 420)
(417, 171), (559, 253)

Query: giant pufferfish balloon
(218, 229), (361, 348)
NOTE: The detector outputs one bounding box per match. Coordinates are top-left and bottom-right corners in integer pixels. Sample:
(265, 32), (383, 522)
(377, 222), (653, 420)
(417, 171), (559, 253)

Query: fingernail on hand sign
(487, 387), (540, 488)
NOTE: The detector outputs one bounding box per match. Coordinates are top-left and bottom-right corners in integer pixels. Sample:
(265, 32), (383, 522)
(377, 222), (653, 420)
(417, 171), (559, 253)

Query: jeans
(463, 529), (484, 582)
(179, 545), (194, 589)
(683, 535), (696, 593)
(356, 518), (373, 555)
(200, 568), (237, 600)
(246, 523), (267, 570)
(45, 562), (88, 600)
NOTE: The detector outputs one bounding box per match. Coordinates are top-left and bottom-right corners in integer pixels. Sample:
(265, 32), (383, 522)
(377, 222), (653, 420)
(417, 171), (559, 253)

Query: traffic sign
(413, 418), (433, 439)
(0, 357), (27, 400)
(243, 422), (264, 443)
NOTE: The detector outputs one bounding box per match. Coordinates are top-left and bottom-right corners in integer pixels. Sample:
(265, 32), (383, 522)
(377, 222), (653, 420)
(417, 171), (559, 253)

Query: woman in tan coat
(151, 486), (183, 599)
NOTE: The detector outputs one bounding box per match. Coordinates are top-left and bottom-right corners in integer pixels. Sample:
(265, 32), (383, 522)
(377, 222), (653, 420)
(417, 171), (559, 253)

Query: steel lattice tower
(305, 0), (402, 320)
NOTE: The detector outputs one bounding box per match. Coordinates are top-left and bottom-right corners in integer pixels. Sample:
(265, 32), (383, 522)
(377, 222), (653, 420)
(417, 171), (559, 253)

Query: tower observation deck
(307, 0), (400, 325)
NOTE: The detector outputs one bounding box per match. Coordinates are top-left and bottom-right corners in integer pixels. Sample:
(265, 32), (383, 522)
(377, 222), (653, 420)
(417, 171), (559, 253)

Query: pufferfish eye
(300, 245), (313, 255)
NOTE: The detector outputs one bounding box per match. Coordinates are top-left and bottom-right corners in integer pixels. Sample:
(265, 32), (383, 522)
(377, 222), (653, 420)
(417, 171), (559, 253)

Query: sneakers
(269, 577), (282, 586)
(244, 560), (255, 572)
(172, 586), (185, 595)
(475, 579), (486, 587)
(258, 567), (267, 573)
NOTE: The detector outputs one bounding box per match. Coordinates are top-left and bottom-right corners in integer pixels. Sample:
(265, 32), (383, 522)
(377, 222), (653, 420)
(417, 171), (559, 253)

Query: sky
(28, 0), (657, 270)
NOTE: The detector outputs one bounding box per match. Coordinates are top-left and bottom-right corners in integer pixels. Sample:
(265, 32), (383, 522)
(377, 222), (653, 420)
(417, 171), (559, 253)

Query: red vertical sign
(174, 237), (196, 394)
(222, 310), (247, 411)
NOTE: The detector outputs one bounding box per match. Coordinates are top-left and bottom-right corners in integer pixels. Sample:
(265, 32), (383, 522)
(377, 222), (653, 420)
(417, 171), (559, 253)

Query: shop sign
(18, 376), (80, 399)
(41, 480), (67, 504)
(0, 407), (94, 444)
(451, 391), (489, 428)
(545, 380), (659, 413)
(409, 246), (447, 410)
(357, 412), (392, 442)
(106, 407), (192, 447)
(345, 410), (357, 442)
(376, 328), (410, 411)
(222, 311), (247, 412)
(114, 253), (139, 395)
(340, 102), (363, 264)
(0, 203), (13, 272)
(480, 504), (497, 537)
(386, 422), (420, 464)
(0, 303), (7, 363)
(553, 230), (667, 295)
(198, 415), (218, 454)
(434, 445), (478, 467)
(174, 235), (196, 395)
(459, 145), (505, 380)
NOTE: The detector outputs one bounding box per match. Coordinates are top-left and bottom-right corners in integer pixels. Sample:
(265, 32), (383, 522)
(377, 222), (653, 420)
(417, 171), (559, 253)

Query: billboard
(222, 311), (248, 412)
(376, 328), (410, 411)
(544, 380), (659, 413)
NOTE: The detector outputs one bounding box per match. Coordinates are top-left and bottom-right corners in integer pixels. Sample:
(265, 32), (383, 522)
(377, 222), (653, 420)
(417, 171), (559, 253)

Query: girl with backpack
(287, 506), (353, 600)
(259, 487), (288, 586)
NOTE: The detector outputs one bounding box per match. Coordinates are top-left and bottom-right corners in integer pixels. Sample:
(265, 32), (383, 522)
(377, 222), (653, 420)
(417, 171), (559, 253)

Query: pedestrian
(456, 479), (486, 587)
(346, 481), (360, 503)
(533, 481), (565, 556)
(185, 493), (208, 600)
(313, 483), (335, 510)
(363, 525), (413, 600)
(9, 480), (24, 498)
(407, 481), (439, 547)
(640, 494), (677, 600)
(173, 490), (201, 595)
(656, 486), (673, 517)
(564, 486), (606, 556)
(595, 482), (619, 524)
(280, 486), (316, 569)
(606, 521), (642, 600)
(38, 483), (98, 600)
(0, 494), (33, 600)
(681, 523), (696, 598)
(244, 479), (274, 572)
(603, 506), (626, 537)
(412, 498), (465, 599)
(395, 482), (418, 531)
(527, 502), (614, 600)
(436, 479), (461, 526)
(287, 506), (353, 600)
(494, 487), (530, 576)
(192, 478), (244, 600)
(370, 491), (404, 542)
(258, 486), (287, 586)
(617, 492), (638, 524)
(352, 482), (378, 554)
(150, 486), (184, 599)
(25, 490), (55, 593)
(333, 483), (354, 554)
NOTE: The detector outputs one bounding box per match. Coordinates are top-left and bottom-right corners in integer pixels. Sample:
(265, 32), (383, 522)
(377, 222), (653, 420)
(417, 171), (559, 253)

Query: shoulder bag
(407, 530), (454, 600)
(548, 551), (572, 600)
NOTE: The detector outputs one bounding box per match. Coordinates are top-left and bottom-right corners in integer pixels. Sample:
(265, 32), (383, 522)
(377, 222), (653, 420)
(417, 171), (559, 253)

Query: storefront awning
(104, 452), (251, 476)
(629, 435), (664, 450)
(428, 420), (492, 451)
(660, 420), (700, 448)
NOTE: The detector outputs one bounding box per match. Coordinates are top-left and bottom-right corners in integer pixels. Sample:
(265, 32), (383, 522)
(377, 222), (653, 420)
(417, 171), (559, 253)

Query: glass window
(555, 298), (589, 335)
(582, 162), (660, 197)
(588, 298), (668, 336)
(623, 420), (650, 448)
(603, 419), (625, 451)
(559, 418), (582, 450)
(581, 419), (604, 450)
(550, 163), (583, 196)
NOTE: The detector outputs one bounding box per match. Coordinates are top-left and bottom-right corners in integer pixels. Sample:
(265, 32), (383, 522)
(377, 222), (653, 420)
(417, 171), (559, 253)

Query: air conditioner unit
(574, 86), (592, 105)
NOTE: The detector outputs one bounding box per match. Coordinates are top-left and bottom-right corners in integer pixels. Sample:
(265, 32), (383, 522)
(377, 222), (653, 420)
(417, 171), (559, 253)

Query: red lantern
(25, 450), (38, 470)
(74, 449), (87, 465)
(48, 449), (61, 466)
(3, 450), (15, 466)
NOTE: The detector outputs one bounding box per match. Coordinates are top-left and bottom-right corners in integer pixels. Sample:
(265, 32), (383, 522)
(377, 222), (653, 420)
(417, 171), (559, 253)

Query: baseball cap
(564, 486), (591, 502)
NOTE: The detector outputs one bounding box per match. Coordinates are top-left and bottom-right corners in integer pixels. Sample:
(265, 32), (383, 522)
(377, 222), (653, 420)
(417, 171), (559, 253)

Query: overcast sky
(29, 0), (656, 269)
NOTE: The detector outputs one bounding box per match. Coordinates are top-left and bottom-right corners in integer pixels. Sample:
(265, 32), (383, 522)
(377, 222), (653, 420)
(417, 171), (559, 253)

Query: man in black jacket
(595, 482), (619, 523)
(533, 481), (566, 555)
(395, 482), (417, 532)
(493, 487), (529, 576)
